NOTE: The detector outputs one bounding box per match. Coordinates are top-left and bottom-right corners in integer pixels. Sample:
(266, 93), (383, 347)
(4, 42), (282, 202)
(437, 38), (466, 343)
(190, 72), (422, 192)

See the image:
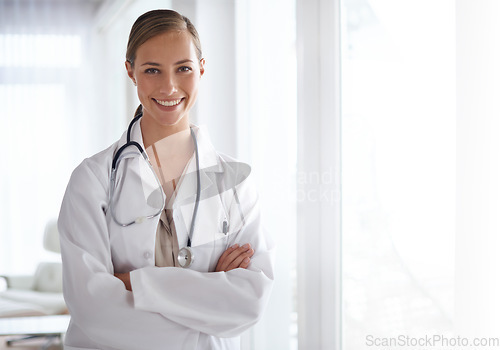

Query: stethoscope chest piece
(178, 247), (194, 268)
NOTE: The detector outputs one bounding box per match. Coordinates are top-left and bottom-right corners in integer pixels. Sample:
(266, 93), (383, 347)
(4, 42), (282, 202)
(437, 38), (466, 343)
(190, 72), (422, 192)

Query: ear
(199, 58), (205, 77)
(125, 61), (136, 85)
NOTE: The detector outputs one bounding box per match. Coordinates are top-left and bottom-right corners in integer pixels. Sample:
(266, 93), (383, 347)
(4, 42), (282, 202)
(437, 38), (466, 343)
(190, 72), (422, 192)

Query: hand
(114, 272), (132, 291)
(216, 243), (254, 272)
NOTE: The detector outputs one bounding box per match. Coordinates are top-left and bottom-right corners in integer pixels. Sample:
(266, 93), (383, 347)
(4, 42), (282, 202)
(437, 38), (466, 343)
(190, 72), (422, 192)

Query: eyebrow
(140, 59), (194, 67)
(175, 59), (194, 65)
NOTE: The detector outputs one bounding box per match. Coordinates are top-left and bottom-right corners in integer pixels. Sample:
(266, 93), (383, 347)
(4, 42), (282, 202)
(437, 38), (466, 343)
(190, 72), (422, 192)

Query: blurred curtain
(0, 0), (106, 274)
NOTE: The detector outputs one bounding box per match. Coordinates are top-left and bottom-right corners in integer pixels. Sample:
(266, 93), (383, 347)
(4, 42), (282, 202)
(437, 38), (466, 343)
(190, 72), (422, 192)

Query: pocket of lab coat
(179, 194), (232, 272)
(107, 212), (159, 271)
(189, 232), (231, 272)
(180, 195), (228, 248)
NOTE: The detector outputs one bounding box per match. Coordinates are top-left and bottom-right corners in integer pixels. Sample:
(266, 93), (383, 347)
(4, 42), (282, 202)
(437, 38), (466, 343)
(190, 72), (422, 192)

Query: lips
(154, 98), (183, 107)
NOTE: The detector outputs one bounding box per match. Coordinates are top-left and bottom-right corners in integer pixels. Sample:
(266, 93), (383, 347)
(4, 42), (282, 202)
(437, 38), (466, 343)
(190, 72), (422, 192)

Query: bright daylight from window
(0, 35), (81, 274)
(341, 1), (455, 348)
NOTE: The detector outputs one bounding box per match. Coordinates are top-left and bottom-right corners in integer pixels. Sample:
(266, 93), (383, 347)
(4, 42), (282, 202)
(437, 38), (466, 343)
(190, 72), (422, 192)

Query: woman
(58, 9), (274, 350)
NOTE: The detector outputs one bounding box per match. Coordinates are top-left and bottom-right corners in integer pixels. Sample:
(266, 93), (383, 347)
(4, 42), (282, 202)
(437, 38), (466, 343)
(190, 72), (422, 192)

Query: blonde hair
(126, 9), (202, 67)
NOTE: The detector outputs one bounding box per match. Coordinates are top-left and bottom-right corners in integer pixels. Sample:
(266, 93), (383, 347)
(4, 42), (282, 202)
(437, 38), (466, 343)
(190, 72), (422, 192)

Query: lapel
(123, 120), (226, 246)
(172, 125), (227, 247)
(173, 124), (224, 208)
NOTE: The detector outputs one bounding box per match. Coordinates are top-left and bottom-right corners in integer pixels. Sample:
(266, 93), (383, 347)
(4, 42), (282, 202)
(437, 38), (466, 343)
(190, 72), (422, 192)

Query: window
(0, 0), (110, 275)
(342, 0), (456, 347)
(0, 35), (81, 273)
(0, 34), (81, 67)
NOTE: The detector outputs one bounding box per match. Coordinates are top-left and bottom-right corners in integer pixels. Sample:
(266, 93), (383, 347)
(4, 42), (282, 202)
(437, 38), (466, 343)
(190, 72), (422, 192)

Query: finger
(114, 272), (132, 291)
(216, 244), (239, 271)
(225, 248), (254, 271)
(236, 251), (253, 270)
(217, 244), (247, 271)
(239, 257), (251, 269)
(227, 243), (251, 261)
(225, 251), (252, 271)
(216, 244), (239, 272)
(219, 244), (252, 271)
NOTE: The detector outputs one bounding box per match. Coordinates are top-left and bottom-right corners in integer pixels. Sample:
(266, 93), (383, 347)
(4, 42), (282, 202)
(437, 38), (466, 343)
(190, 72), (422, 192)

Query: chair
(0, 218), (67, 318)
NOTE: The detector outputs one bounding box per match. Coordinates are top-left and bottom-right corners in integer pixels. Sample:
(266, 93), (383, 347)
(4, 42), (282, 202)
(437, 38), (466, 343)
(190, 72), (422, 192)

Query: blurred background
(1, 0), (500, 349)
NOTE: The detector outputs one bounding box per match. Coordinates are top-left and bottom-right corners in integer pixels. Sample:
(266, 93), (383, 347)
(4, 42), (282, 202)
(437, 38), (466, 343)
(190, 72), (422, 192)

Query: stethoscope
(109, 112), (201, 268)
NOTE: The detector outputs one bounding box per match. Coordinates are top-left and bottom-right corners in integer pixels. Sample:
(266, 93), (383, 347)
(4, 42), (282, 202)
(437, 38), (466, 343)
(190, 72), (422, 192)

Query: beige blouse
(149, 139), (193, 268)
(153, 171), (189, 267)
(154, 208), (180, 267)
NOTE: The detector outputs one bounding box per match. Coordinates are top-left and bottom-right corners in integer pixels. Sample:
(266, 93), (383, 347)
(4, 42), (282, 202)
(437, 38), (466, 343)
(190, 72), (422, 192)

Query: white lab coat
(58, 121), (274, 350)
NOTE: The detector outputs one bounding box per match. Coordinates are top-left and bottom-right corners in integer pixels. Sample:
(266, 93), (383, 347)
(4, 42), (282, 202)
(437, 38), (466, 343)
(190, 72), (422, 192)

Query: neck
(141, 115), (195, 191)
(140, 113), (191, 150)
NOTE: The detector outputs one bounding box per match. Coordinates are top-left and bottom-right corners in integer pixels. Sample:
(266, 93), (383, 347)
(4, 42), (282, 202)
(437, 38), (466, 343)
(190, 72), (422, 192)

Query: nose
(159, 73), (178, 95)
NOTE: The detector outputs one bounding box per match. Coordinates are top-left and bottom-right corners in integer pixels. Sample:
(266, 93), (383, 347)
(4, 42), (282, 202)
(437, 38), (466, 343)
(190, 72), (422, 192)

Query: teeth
(155, 98), (182, 107)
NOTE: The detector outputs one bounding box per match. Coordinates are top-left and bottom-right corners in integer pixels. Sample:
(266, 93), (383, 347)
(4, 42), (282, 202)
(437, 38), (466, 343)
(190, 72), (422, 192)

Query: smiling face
(126, 30), (205, 134)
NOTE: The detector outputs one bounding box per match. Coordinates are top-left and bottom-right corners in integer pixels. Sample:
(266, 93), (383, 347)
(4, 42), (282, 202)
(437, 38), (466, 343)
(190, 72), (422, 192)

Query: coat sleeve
(58, 161), (198, 350)
(130, 173), (275, 338)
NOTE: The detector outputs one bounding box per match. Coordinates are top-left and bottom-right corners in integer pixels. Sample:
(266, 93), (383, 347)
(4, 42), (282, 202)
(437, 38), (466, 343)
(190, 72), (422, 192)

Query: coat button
(143, 251), (152, 260)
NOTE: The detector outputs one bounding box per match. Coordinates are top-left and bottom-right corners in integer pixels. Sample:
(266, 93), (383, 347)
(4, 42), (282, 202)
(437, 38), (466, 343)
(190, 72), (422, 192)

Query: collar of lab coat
(121, 118), (225, 209)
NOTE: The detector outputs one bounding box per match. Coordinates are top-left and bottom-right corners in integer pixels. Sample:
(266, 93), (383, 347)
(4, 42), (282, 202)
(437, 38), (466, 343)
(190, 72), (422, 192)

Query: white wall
(194, 0), (237, 156)
(455, 0), (500, 337)
(296, 0), (341, 349)
(234, 1), (297, 349)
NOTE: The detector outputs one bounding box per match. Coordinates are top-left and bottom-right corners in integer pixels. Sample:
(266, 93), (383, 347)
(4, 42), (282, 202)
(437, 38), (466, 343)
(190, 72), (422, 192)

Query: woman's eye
(145, 68), (160, 74)
(178, 66), (192, 72)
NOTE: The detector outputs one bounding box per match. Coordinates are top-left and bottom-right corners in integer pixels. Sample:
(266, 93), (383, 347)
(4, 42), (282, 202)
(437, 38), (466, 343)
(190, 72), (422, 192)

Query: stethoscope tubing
(188, 127), (201, 248)
(109, 112), (201, 245)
